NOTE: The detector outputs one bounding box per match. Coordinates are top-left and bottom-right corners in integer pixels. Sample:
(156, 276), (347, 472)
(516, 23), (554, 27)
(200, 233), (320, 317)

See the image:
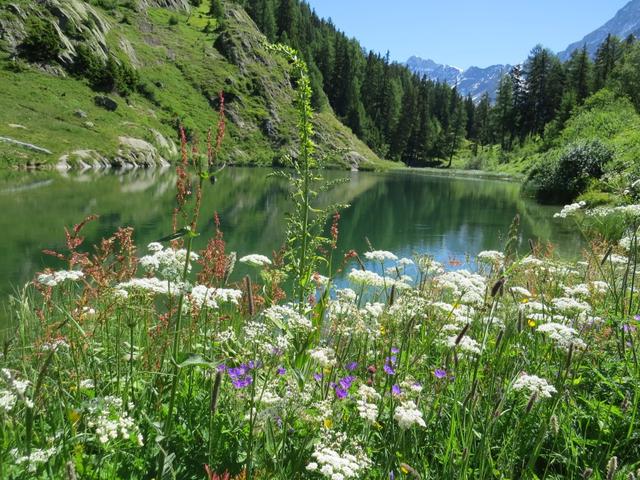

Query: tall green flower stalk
(268, 43), (346, 314)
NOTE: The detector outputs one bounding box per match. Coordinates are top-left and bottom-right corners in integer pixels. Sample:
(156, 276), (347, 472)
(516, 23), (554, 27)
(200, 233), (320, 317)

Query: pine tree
(494, 73), (514, 149)
(594, 34), (622, 89)
(567, 45), (592, 104)
(209, 0), (224, 17)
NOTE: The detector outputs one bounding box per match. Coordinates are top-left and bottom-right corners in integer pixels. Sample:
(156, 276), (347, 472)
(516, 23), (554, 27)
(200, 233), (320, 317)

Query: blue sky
(305, 0), (630, 69)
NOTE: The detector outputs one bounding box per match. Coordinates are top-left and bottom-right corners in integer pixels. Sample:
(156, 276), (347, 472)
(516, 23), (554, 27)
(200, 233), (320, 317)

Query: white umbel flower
(364, 250), (398, 262)
(239, 254), (272, 267)
(512, 373), (557, 398)
(394, 400), (425, 429)
(37, 270), (84, 287)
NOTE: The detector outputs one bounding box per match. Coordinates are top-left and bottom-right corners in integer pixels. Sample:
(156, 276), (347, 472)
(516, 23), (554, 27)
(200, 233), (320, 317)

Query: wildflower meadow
(1, 47), (639, 480)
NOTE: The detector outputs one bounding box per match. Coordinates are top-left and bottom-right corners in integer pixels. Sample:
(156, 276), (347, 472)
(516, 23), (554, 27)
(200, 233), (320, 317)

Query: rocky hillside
(0, 0), (388, 170)
(559, 0), (640, 61)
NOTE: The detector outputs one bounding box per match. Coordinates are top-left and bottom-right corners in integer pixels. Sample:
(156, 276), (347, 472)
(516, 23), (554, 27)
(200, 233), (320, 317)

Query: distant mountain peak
(558, 0), (640, 60)
(405, 57), (510, 101)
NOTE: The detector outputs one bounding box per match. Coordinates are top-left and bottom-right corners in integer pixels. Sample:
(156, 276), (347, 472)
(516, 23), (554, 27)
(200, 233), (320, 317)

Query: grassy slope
(0, 1), (396, 170)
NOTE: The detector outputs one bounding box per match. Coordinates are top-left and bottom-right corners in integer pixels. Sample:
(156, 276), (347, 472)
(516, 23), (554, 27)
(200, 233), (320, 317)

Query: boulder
(94, 95), (118, 111)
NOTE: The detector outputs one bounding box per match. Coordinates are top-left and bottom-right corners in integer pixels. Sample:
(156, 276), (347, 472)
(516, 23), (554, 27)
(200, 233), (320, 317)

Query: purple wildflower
(391, 347), (400, 354)
(346, 361), (358, 371)
(216, 364), (227, 373)
(434, 368), (447, 379)
(383, 364), (395, 375)
(231, 376), (252, 389)
(390, 471), (395, 480)
(313, 372), (323, 382)
(335, 387), (348, 399)
(277, 367), (286, 375)
(391, 384), (401, 396)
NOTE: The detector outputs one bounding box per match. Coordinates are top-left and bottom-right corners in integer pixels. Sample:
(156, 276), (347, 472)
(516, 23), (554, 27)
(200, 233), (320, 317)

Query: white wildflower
(554, 201), (586, 219)
(364, 250), (398, 262)
(442, 335), (482, 356)
(37, 270), (84, 287)
(263, 305), (313, 332)
(394, 400), (425, 429)
(0, 390), (16, 412)
(512, 373), (557, 399)
(239, 254), (272, 267)
(347, 269), (386, 288)
(12, 447), (57, 473)
(309, 347), (337, 368)
(477, 250), (505, 265)
(537, 323), (586, 350)
(189, 285), (242, 310)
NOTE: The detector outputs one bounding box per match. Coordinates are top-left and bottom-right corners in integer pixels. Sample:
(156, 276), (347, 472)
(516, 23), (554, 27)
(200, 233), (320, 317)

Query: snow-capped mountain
(558, 0), (640, 61)
(405, 57), (510, 102)
(407, 0), (640, 101)
(405, 56), (463, 85)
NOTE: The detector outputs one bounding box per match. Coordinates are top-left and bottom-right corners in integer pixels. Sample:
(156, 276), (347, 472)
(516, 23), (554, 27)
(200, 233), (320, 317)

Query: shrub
(523, 140), (614, 204)
(168, 15), (179, 26)
(72, 46), (139, 96)
(20, 17), (63, 62)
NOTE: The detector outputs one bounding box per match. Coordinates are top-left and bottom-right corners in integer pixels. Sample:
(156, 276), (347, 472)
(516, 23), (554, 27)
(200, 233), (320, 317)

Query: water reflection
(0, 167), (581, 325)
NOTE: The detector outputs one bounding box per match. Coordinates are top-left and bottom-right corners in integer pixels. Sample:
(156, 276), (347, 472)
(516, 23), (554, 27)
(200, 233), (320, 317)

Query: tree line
(227, 0), (640, 166)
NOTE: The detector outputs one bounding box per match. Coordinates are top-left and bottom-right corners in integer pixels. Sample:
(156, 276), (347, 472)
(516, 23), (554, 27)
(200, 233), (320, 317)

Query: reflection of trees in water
(0, 168), (582, 306)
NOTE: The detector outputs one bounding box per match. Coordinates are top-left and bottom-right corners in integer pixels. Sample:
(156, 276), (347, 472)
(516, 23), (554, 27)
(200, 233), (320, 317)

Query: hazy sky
(305, 0), (630, 69)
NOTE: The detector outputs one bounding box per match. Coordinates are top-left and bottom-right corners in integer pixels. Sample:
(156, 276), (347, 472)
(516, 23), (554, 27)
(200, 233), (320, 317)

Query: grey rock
(0, 136), (52, 155)
(94, 95), (118, 111)
(74, 109), (88, 118)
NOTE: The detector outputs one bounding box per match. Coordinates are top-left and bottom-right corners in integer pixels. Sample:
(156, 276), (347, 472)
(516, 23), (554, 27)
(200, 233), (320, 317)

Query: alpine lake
(0, 167), (582, 330)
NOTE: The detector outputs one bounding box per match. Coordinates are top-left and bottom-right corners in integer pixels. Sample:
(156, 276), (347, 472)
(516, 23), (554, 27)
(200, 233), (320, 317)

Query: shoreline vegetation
(0, 0), (639, 208)
(1, 45), (639, 480)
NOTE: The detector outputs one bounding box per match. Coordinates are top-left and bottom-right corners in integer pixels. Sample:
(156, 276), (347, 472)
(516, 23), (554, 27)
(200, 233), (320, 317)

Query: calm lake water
(0, 167), (580, 327)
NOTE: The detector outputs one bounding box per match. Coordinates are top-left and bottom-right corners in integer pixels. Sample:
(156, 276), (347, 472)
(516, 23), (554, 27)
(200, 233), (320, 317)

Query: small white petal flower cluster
(442, 335), (482, 357)
(306, 432), (372, 479)
(37, 270), (84, 287)
(263, 305), (313, 333)
(11, 447), (57, 473)
(415, 255), (444, 275)
(309, 347), (337, 368)
(554, 201), (586, 219)
(512, 373), (557, 399)
(188, 285), (242, 310)
(1, 368), (31, 402)
(394, 400), (426, 429)
(116, 277), (175, 296)
(0, 389), (16, 412)
(551, 297), (592, 315)
(140, 243), (199, 281)
(537, 323), (586, 350)
(509, 286), (532, 298)
(563, 284), (591, 298)
(364, 250), (398, 262)
(356, 385), (380, 424)
(86, 396), (143, 446)
(435, 270), (486, 306)
(239, 254), (272, 267)
(347, 268), (386, 288)
(477, 250), (505, 265)
(587, 204), (640, 220)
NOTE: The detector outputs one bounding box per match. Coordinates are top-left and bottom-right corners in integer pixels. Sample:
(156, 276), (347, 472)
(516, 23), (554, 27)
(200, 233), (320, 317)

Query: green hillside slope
(0, 0), (392, 170)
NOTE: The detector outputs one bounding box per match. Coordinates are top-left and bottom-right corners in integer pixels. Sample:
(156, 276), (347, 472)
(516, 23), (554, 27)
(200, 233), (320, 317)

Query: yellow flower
(400, 465), (410, 474)
(380, 325), (386, 336)
(521, 298), (529, 304)
(323, 418), (333, 429)
(528, 319), (537, 328)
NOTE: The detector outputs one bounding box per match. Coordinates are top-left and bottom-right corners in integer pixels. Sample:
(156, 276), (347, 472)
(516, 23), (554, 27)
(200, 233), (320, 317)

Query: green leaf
(175, 353), (214, 369)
